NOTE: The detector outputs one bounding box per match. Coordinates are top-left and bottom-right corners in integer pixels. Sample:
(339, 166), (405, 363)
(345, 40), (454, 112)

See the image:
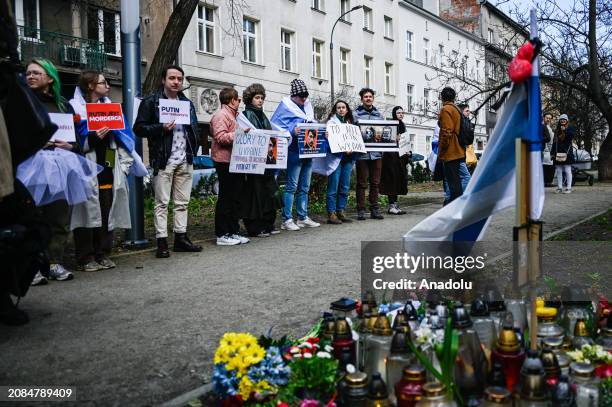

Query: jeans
(443, 159), (464, 204)
(214, 162), (245, 237)
(555, 164), (572, 190)
(444, 161), (471, 203)
(153, 161), (193, 238)
(326, 158), (354, 213)
(356, 159), (382, 211)
(282, 155), (313, 221)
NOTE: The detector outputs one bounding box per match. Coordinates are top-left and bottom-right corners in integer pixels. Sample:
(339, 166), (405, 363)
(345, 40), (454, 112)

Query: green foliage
(258, 335), (291, 350)
(600, 377), (612, 407)
(409, 162), (431, 184)
(285, 356), (339, 400)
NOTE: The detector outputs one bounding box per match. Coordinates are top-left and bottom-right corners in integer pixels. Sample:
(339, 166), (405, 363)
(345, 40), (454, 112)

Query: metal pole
(121, 0), (147, 248)
(330, 41), (334, 105)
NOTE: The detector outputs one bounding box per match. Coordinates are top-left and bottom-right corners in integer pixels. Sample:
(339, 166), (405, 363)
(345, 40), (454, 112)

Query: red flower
(595, 364), (612, 379)
(73, 114), (81, 122)
(277, 403), (290, 407)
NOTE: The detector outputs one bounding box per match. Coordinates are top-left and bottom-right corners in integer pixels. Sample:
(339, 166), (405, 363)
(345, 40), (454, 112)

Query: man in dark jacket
(134, 65), (202, 258)
(354, 88), (385, 220)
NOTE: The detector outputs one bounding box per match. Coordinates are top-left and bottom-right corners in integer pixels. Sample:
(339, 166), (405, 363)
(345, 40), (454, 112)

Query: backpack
(454, 105), (475, 147)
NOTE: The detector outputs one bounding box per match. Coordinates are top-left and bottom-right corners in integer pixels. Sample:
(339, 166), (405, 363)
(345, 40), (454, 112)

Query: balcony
(17, 26), (107, 71)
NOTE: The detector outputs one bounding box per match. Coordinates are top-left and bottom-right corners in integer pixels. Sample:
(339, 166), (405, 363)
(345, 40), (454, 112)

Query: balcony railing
(17, 26), (107, 71)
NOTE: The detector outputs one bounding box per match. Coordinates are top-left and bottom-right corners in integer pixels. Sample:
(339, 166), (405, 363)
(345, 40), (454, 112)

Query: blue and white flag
(404, 79), (544, 242)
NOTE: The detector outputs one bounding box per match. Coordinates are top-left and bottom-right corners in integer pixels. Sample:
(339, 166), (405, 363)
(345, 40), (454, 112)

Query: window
(363, 56), (373, 88)
(426, 136), (432, 155)
(438, 44), (445, 66)
(14, 0), (40, 39)
(197, 5), (216, 54)
(488, 61), (496, 79)
(488, 28), (494, 43)
(384, 63), (393, 94)
(312, 39), (324, 78)
(363, 7), (373, 31)
(451, 50), (459, 71)
(340, 48), (350, 84)
(423, 38), (430, 65)
(406, 84), (414, 112)
(476, 60), (481, 81)
(406, 31), (413, 59)
(384, 16), (393, 38)
(242, 18), (258, 63)
(280, 29), (294, 71)
(409, 134), (416, 151)
(423, 88), (430, 113)
(340, 0), (350, 20)
(312, 0), (324, 11)
(87, 7), (121, 55)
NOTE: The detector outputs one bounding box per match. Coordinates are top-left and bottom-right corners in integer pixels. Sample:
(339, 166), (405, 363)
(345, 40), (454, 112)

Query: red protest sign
(86, 103), (126, 131)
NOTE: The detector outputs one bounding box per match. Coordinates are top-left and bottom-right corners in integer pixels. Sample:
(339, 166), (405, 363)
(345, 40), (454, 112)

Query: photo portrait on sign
(297, 123), (327, 158)
(267, 137), (277, 165)
(359, 120), (399, 152)
(304, 129), (318, 152)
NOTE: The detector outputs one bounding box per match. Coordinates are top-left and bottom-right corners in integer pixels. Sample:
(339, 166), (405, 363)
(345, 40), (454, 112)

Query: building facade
(439, 0), (529, 136)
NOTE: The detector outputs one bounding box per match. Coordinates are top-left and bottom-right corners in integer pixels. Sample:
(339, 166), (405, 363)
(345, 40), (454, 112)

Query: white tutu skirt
(17, 149), (102, 206)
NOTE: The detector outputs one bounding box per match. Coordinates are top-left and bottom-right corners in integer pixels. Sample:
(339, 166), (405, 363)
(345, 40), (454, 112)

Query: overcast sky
(494, 0), (576, 15)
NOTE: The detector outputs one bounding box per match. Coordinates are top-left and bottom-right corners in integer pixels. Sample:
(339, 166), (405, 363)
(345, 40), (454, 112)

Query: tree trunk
(598, 129), (612, 181)
(142, 0), (199, 95)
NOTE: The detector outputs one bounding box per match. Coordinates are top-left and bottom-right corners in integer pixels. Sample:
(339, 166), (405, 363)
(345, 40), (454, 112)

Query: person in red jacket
(210, 88), (251, 246)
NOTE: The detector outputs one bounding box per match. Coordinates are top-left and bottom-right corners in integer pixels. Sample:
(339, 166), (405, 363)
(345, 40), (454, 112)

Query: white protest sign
(326, 123), (366, 154)
(229, 129), (269, 174)
(159, 99), (191, 125)
(398, 133), (411, 156)
(48, 113), (76, 142)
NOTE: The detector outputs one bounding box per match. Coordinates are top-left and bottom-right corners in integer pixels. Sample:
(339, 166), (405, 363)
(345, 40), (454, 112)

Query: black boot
(370, 208), (384, 220)
(0, 291), (29, 326)
(173, 233), (203, 252)
(156, 237), (170, 258)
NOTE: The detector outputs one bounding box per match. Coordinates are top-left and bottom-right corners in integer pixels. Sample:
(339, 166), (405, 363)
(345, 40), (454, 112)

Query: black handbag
(433, 159), (444, 181)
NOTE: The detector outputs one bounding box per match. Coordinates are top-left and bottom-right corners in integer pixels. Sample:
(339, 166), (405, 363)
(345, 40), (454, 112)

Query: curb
(158, 383), (213, 407)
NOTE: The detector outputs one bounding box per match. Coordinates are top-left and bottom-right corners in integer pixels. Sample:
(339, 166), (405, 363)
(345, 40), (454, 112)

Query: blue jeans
(282, 155), (313, 221)
(444, 161), (471, 202)
(326, 158), (354, 213)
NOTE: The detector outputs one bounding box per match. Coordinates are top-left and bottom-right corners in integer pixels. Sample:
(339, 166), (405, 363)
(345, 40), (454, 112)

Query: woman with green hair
(18, 59), (96, 284)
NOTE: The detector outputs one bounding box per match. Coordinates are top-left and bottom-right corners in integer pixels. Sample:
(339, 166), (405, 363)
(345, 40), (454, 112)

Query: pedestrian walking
(69, 70), (147, 271)
(552, 113), (575, 194)
(325, 100), (356, 225)
(459, 104), (478, 175)
(438, 87), (465, 204)
(271, 79), (320, 231)
(380, 106), (409, 215)
(22, 59), (80, 284)
(134, 65), (202, 257)
(208, 88), (251, 246)
(240, 83), (281, 237)
(542, 112), (555, 186)
(354, 88), (385, 220)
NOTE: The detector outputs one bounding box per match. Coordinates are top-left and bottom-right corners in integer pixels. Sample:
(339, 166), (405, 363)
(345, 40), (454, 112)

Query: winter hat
(290, 79), (308, 96)
(559, 114), (568, 121)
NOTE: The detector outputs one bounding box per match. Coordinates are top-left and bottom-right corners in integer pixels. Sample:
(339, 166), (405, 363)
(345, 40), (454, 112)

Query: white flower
(324, 345), (334, 353)
(303, 352), (313, 358)
(300, 342), (313, 349)
(316, 351), (332, 359)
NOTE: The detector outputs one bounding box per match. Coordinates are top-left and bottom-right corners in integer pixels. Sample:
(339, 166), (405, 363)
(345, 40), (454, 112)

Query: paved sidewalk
(1, 184), (611, 407)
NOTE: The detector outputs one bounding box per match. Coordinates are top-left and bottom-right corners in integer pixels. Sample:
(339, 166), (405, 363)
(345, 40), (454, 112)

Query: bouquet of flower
(566, 344), (612, 365)
(212, 332), (290, 404)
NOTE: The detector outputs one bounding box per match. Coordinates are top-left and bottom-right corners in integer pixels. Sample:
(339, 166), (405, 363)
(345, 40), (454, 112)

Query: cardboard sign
(48, 113), (76, 142)
(359, 120), (399, 152)
(297, 124), (327, 158)
(159, 98), (191, 125)
(229, 129), (269, 174)
(86, 103), (125, 131)
(398, 133), (411, 157)
(326, 123), (366, 154)
(263, 130), (289, 170)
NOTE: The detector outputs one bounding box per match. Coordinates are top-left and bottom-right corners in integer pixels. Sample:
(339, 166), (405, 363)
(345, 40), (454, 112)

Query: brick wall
(439, 0), (481, 35)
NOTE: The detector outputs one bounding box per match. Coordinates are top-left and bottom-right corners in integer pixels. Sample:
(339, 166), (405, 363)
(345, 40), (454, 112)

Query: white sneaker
(231, 234), (250, 244)
(388, 204), (401, 215)
(563, 188), (572, 194)
(48, 264), (74, 281)
(297, 217), (320, 228)
(281, 219), (301, 231)
(31, 271), (48, 286)
(216, 234), (240, 246)
(555, 188), (563, 194)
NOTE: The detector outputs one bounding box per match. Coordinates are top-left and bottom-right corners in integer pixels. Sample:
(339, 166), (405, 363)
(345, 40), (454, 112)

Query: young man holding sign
(134, 65), (201, 258)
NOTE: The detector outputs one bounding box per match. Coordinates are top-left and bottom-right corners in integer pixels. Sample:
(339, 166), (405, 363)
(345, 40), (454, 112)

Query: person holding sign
(271, 79), (320, 231)
(380, 106), (409, 215)
(134, 65), (202, 257)
(325, 100), (356, 225)
(69, 70), (147, 272)
(210, 88), (251, 246)
(354, 88), (385, 221)
(240, 83), (282, 237)
(19, 59), (93, 284)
